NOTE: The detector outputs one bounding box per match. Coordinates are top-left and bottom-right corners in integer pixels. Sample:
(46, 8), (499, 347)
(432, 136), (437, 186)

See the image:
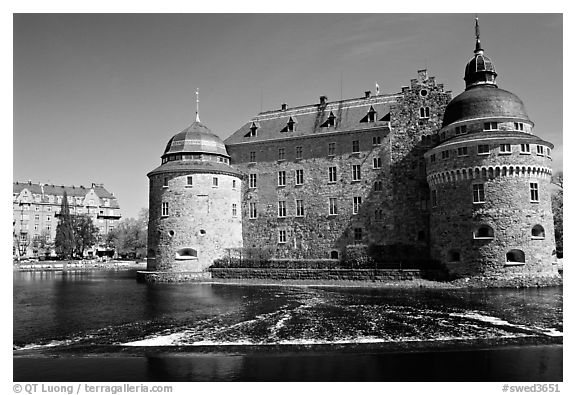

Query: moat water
(13, 270), (563, 381)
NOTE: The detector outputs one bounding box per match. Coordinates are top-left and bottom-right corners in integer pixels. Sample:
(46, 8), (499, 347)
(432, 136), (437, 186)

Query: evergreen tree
(55, 191), (75, 259)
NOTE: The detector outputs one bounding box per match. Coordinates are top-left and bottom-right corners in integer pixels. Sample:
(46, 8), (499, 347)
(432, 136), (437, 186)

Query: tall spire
(474, 16), (483, 54)
(195, 88), (200, 122)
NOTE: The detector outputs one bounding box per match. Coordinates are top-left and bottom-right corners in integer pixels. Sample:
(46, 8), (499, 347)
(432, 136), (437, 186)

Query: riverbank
(14, 260), (147, 272)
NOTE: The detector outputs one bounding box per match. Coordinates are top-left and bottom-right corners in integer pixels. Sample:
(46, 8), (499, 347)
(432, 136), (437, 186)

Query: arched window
(419, 106), (430, 119)
(474, 225), (494, 239)
(448, 250), (461, 262)
(531, 225), (545, 239)
(330, 251), (339, 260)
(175, 248), (198, 260)
(506, 249), (525, 264)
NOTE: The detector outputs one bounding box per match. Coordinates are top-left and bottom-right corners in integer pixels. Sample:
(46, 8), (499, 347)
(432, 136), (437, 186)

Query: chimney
(319, 95), (328, 105)
(365, 91), (371, 98)
(281, 103), (287, 111)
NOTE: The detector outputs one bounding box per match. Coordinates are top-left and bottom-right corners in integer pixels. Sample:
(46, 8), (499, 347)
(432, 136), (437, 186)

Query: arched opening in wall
(330, 250), (339, 260)
(474, 225), (494, 239)
(448, 250), (461, 262)
(175, 247), (198, 260)
(506, 249), (526, 264)
(531, 225), (545, 239)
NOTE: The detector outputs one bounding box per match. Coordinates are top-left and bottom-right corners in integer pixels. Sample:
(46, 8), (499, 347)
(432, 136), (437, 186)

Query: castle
(144, 20), (558, 280)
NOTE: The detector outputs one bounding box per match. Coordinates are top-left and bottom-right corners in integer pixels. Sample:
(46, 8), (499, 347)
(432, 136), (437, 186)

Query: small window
(328, 142), (336, 156)
(514, 122), (524, 131)
(546, 147), (551, 157)
(473, 184), (485, 203)
(187, 176), (193, 186)
(163, 177), (168, 187)
(321, 112), (336, 127)
(296, 146), (303, 159)
(330, 251), (339, 260)
(329, 197), (338, 215)
(278, 148), (285, 161)
(249, 202), (257, 219)
(373, 157), (382, 169)
(530, 182), (539, 202)
(477, 144), (490, 155)
(531, 225), (545, 239)
(420, 89), (428, 97)
(287, 117), (296, 132)
(161, 202), (169, 217)
(474, 224), (494, 239)
(278, 201), (286, 218)
(296, 199), (304, 217)
(484, 122), (498, 131)
(278, 171), (286, 187)
(232, 203), (237, 217)
(353, 228), (363, 243)
(249, 122), (258, 136)
(295, 169), (304, 185)
(278, 230), (287, 244)
(249, 174), (257, 189)
(506, 249), (525, 264)
(212, 177), (219, 187)
(431, 190), (438, 207)
(455, 125), (467, 135)
(536, 145), (544, 155)
(352, 164), (361, 181)
(232, 180), (237, 189)
(499, 144), (512, 154)
(328, 166), (338, 183)
(249, 151), (256, 162)
(419, 106), (430, 119)
(520, 144), (530, 154)
(374, 181), (383, 191)
(367, 107), (377, 122)
(430, 154), (436, 163)
(353, 196), (362, 214)
(441, 150), (450, 160)
(199, 229), (206, 235)
(373, 136), (381, 145)
(352, 140), (360, 153)
(457, 147), (468, 156)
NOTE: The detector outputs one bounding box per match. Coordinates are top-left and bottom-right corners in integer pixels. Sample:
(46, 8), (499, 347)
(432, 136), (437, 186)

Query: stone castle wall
(147, 171), (243, 271)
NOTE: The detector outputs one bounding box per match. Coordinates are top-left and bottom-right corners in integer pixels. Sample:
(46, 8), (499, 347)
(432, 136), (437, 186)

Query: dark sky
(13, 13), (563, 219)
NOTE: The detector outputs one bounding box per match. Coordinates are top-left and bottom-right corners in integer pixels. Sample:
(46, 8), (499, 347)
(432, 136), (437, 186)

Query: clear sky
(13, 13), (563, 219)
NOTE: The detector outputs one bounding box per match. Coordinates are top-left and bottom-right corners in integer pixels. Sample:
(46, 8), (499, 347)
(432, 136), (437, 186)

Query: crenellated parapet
(427, 164), (553, 186)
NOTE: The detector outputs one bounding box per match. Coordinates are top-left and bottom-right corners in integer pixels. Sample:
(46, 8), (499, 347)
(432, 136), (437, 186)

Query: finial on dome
(474, 16), (483, 54)
(195, 88), (200, 122)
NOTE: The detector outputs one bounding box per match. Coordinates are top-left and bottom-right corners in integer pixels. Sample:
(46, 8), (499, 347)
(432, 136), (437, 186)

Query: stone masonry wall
(209, 268), (422, 281)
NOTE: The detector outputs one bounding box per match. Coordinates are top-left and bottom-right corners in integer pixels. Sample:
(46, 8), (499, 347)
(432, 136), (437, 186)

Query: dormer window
(321, 112), (336, 127)
(360, 106), (377, 123)
(244, 122), (259, 138)
(287, 117), (296, 132)
(514, 122), (524, 131)
(419, 106), (430, 119)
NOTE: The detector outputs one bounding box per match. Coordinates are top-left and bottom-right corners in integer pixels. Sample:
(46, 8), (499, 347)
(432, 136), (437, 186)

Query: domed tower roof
(442, 17), (531, 128)
(163, 121), (230, 158)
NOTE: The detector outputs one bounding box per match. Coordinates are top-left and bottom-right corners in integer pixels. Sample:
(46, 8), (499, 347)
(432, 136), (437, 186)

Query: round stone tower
(424, 19), (558, 278)
(145, 107), (243, 278)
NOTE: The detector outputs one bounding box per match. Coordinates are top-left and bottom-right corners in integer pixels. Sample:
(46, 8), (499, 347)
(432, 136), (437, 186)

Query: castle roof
(430, 130), (553, 152)
(163, 121), (229, 158)
(147, 159), (242, 178)
(225, 95), (395, 145)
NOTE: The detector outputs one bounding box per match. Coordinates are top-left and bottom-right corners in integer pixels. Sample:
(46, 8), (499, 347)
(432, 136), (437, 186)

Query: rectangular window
(296, 199), (304, 217)
(35, 205), (39, 211)
(328, 142), (336, 156)
(457, 147), (468, 156)
(187, 176), (193, 186)
(455, 125), (467, 135)
(278, 148), (285, 161)
(546, 147), (551, 156)
(278, 201), (286, 218)
(477, 144), (490, 155)
(530, 182), (539, 202)
(34, 214), (40, 221)
(329, 198), (338, 215)
(520, 144), (530, 154)
(430, 154), (436, 163)
(295, 146), (302, 159)
(483, 122), (498, 131)
(161, 202), (169, 216)
(473, 184), (485, 204)
(295, 169), (304, 185)
(353, 227), (363, 243)
(249, 151), (256, 162)
(373, 157), (382, 169)
(163, 177), (168, 187)
(499, 144), (512, 154)
(441, 150), (450, 159)
(249, 174), (257, 189)
(431, 190), (437, 207)
(352, 164), (361, 181)
(278, 229), (287, 244)
(232, 203), (237, 217)
(373, 136), (381, 145)
(212, 177), (219, 187)
(46, 225), (51, 231)
(278, 171), (286, 187)
(374, 181), (383, 191)
(232, 180), (237, 189)
(353, 196), (362, 214)
(328, 166), (337, 183)
(249, 202), (257, 219)
(47, 206), (51, 212)
(537, 145), (544, 155)
(352, 140), (360, 153)
(514, 122), (524, 131)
